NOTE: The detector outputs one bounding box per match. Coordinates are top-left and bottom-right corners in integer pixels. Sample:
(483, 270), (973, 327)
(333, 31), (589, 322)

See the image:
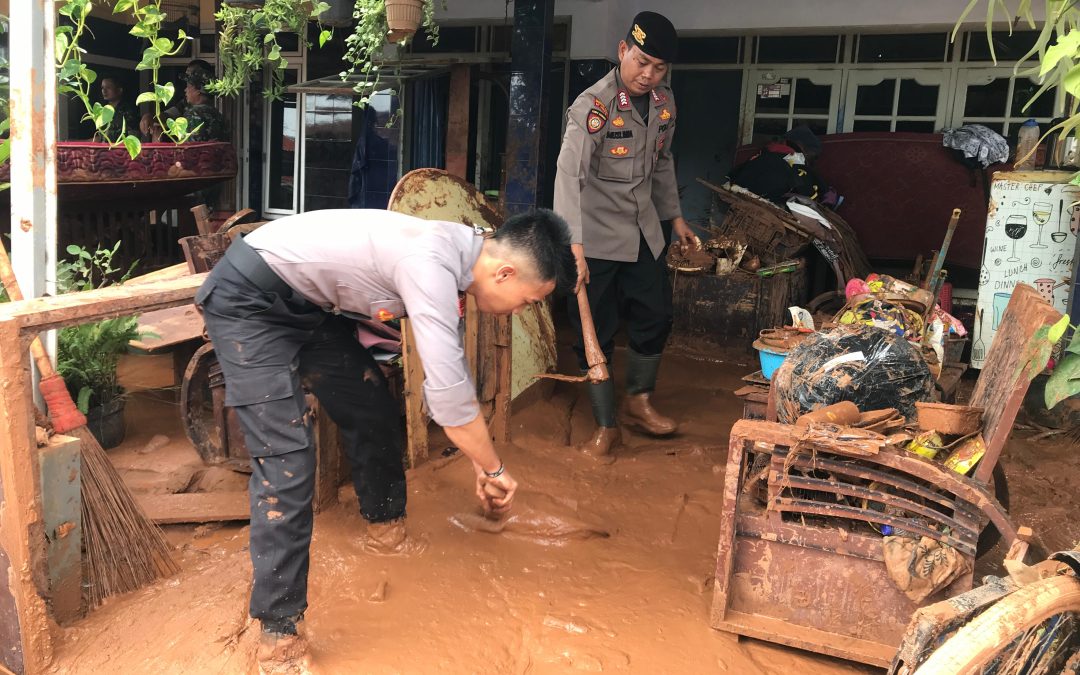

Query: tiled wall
(302, 92), (400, 212)
(353, 93), (401, 209)
(303, 94), (354, 211)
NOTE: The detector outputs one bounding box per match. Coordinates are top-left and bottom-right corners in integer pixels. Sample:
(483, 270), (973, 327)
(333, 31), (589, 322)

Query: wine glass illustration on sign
(1052, 198), (1068, 243)
(1005, 214), (1028, 262)
(1031, 201), (1051, 248)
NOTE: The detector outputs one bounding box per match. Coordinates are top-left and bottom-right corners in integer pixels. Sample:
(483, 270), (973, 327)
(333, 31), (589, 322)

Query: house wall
(438, 0), (1033, 60)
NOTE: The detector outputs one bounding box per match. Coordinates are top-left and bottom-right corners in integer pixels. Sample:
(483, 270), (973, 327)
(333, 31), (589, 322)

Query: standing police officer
(554, 11), (694, 458)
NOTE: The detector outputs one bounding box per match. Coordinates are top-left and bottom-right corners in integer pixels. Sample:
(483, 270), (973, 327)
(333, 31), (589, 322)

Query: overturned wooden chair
(710, 283), (1061, 667)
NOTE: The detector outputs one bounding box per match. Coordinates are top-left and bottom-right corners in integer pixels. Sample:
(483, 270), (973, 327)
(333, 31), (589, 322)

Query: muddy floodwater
(47, 347), (1078, 674)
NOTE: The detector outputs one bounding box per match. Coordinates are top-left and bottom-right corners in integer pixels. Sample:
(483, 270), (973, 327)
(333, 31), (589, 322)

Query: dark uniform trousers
(195, 239), (406, 631)
(567, 224), (674, 370)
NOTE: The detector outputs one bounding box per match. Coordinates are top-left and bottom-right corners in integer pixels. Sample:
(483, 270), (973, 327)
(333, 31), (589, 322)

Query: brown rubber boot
(579, 425), (621, 461)
(256, 631), (310, 675)
(622, 393), (677, 436)
(360, 518), (428, 556)
(622, 350), (678, 436)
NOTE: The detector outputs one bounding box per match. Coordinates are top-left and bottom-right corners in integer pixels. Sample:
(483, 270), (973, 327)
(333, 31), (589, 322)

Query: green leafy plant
(57, 0), (200, 159)
(1019, 314), (1080, 409)
(210, 0), (331, 100)
(56, 243), (147, 413)
(342, 0), (441, 108)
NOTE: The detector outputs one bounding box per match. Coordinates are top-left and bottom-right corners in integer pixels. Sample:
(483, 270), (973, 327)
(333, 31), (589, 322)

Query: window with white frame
(263, 68), (301, 216)
(844, 71), (949, 133)
(953, 70), (1059, 137)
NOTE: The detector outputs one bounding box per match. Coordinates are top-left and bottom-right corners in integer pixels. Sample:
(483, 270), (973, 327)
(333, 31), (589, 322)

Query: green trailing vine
(342, 0), (442, 108)
(113, 0), (201, 144)
(56, 0), (198, 159)
(210, 0), (331, 100)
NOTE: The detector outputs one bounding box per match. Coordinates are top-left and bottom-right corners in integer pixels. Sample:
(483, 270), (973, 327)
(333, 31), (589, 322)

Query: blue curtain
(408, 74), (450, 170)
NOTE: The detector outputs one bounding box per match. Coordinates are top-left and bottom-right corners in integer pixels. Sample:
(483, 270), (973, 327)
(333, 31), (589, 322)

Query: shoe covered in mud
(360, 518), (428, 556)
(579, 425), (621, 460)
(622, 393), (678, 436)
(256, 630), (311, 675)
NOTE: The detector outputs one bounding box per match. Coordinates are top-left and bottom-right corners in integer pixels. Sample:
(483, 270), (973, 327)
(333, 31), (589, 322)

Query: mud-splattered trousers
(196, 240), (406, 632)
(567, 225), (674, 370)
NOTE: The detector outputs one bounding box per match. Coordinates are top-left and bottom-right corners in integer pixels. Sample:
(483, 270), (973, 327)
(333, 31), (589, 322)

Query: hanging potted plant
(343, 0), (441, 105)
(210, 0), (332, 99)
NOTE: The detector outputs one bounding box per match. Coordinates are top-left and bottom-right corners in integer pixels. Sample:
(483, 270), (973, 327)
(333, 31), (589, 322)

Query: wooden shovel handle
(0, 239), (58, 378)
(576, 286), (609, 382)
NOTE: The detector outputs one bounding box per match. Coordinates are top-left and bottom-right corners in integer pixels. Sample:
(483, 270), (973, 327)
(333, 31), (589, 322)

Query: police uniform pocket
(597, 141), (635, 182)
(224, 368), (309, 457)
(194, 277), (217, 307)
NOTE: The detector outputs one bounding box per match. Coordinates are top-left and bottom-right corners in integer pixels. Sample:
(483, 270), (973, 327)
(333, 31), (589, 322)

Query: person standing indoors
(553, 11), (694, 459)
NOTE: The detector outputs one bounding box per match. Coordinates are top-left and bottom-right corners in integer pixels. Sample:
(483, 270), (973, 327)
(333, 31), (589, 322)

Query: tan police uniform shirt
(244, 209), (484, 428)
(553, 68), (682, 263)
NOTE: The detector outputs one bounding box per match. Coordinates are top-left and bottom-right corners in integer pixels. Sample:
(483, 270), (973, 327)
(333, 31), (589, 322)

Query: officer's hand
(475, 471), (518, 516)
(571, 244), (589, 293)
(672, 217), (697, 251)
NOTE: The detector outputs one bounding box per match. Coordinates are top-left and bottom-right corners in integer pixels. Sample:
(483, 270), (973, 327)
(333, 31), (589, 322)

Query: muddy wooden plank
(179, 233), (231, 274)
(125, 262), (190, 285)
(490, 315), (512, 443)
(130, 304), (204, 352)
(0, 274), (206, 333)
(135, 492), (250, 524)
(970, 283), (1063, 482)
(401, 318), (429, 468)
(0, 319), (53, 672)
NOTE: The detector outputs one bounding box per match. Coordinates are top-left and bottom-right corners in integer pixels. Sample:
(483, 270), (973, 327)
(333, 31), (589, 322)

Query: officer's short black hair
(493, 209), (577, 296)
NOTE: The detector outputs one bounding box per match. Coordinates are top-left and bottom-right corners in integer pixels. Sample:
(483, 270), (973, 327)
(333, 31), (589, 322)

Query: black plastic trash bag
(773, 324), (934, 423)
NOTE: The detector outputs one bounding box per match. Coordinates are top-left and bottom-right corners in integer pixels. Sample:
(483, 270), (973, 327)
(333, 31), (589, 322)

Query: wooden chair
(711, 283), (1061, 667)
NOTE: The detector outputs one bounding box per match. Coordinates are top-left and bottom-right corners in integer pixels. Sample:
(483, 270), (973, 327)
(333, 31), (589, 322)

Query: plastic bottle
(1015, 119), (1041, 170)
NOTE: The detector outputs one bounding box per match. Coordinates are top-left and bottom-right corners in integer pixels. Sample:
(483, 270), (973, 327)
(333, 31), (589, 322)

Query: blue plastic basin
(757, 345), (788, 380)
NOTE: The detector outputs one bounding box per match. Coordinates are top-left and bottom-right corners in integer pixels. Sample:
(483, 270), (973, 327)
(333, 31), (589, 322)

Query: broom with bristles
(0, 242), (178, 609)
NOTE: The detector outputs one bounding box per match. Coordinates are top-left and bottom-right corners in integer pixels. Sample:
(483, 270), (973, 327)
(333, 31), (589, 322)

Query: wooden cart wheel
(913, 574), (1080, 674)
(180, 343), (238, 469)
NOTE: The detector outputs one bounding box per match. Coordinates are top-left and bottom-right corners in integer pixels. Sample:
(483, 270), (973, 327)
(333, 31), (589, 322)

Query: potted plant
(210, 0), (332, 99)
(55, 243), (148, 449)
(343, 0), (441, 105)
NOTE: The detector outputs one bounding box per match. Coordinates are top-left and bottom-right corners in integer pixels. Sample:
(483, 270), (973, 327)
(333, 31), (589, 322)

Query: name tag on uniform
(606, 130), (633, 139)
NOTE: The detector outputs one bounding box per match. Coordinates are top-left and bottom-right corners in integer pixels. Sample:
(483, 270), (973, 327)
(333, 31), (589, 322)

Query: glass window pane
(757, 35), (839, 64)
(897, 79), (939, 116)
(755, 89), (790, 113)
(858, 33), (948, 62)
(852, 120), (892, 132)
(973, 121), (1006, 135)
(855, 79), (895, 116)
(268, 71), (299, 211)
(752, 117), (789, 144)
(1011, 78), (1054, 117)
(793, 79), (832, 115)
(895, 120), (937, 133)
(677, 36), (741, 64)
(964, 77), (1010, 117)
(795, 118), (829, 137)
(965, 30), (1041, 62)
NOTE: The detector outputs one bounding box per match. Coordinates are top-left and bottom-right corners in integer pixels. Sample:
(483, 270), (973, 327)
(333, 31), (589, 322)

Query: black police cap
(626, 11), (677, 63)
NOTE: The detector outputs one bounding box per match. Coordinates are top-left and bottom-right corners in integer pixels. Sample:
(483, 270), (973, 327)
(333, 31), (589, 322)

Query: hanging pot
(385, 0), (424, 40)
